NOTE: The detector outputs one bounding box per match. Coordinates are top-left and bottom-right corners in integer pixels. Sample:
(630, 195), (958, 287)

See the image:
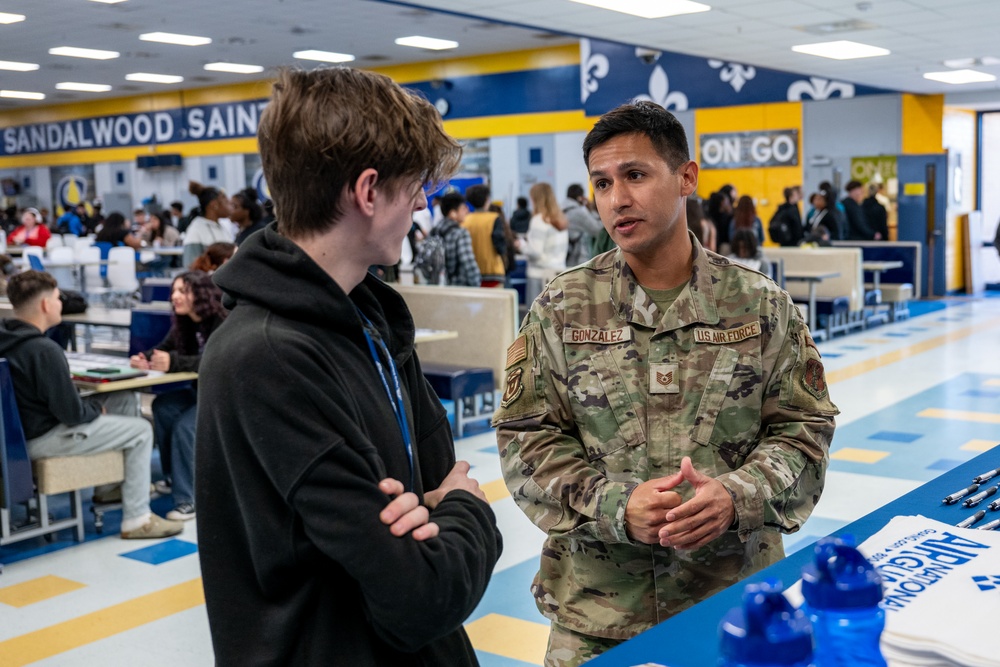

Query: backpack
(768, 209), (792, 246)
(414, 226), (447, 284)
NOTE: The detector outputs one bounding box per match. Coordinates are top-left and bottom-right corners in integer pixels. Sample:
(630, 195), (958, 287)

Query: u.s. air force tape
(694, 321), (760, 345)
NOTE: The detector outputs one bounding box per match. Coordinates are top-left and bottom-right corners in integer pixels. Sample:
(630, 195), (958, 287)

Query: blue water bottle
(801, 537), (886, 667)
(719, 579), (815, 667)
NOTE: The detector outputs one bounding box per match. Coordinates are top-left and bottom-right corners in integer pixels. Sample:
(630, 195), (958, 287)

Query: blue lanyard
(359, 312), (415, 491)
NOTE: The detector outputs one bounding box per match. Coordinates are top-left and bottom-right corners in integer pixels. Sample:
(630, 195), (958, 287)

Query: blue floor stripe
(867, 431), (923, 443)
(468, 558), (544, 626)
(927, 458), (966, 472)
(119, 538), (198, 565)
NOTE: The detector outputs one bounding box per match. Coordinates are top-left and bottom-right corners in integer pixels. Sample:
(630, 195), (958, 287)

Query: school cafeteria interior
(1, 0), (1000, 665)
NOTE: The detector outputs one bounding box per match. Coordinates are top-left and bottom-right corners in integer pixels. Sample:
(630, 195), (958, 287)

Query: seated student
(728, 228), (772, 277)
(95, 211), (143, 249)
(0, 271), (182, 539)
(184, 181), (234, 267)
(130, 271), (226, 521)
(138, 211), (181, 247)
(189, 242), (236, 273)
(9, 208), (51, 248)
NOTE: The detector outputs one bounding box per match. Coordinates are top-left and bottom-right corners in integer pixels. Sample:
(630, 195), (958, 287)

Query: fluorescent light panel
(1, 90), (45, 100)
(0, 60), (39, 72)
(204, 62), (264, 74)
(292, 49), (354, 63)
(49, 46), (120, 60)
(923, 69), (996, 84)
(791, 40), (889, 60)
(567, 0), (710, 19)
(125, 72), (184, 84)
(140, 32), (211, 46)
(0, 12), (25, 24)
(56, 82), (113, 92)
(394, 35), (459, 50)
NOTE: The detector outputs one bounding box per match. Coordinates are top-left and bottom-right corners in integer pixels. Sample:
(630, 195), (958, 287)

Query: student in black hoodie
(196, 67), (502, 667)
(0, 271), (182, 539)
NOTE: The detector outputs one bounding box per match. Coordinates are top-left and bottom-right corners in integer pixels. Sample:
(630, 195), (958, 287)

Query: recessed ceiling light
(0, 90), (45, 100)
(292, 50), (355, 63)
(923, 69), (996, 85)
(125, 72), (184, 84)
(943, 56), (1000, 69)
(791, 40), (890, 60)
(0, 12), (26, 24)
(0, 60), (39, 72)
(567, 0), (710, 19)
(204, 62), (265, 74)
(394, 35), (459, 50)
(139, 32), (211, 47)
(49, 46), (120, 60)
(56, 82), (113, 92)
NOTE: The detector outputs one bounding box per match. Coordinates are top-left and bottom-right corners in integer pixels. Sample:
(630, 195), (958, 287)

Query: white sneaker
(166, 503), (196, 521)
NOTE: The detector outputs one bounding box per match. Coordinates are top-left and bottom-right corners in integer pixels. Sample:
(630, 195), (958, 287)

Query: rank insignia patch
(500, 367), (525, 408)
(802, 358), (827, 399)
(649, 362), (679, 394)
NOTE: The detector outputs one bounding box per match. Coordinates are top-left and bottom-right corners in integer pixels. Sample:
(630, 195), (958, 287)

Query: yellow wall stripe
(826, 316), (1000, 385)
(901, 94), (944, 154)
(0, 137), (259, 169)
(0, 578), (204, 666)
(443, 110), (597, 140)
(374, 44), (580, 84)
(918, 408), (1000, 424)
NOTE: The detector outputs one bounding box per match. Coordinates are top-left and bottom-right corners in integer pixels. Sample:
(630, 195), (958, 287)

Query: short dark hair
(516, 196), (528, 209)
(845, 180), (863, 192)
(8, 270), (57, 310)
(438, 192), (466, 219)
(170, 201), (184, 213)
(583, 101), (690, 171)
(465, 184), (491, 209)
(566, 184), (585, 200)
(133, 208), (146, 216)
(258, 67), (462, 239)
(232, 188), (262, 224)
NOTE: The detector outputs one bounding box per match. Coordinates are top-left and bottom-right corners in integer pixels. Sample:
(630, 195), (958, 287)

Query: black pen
(973, 467), (1000, 484)
(957, 510), (987, 529)
(964, 485), (999, 508)
(980, 519), (1000, 531)
(944, 484), (979, 504)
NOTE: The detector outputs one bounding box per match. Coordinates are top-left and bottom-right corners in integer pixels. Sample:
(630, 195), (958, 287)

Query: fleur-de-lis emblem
(787, 77), (856, 101)
(634, 65), (689, 111)
(580, 38), (610, 103)
(707, 59), (757, 93)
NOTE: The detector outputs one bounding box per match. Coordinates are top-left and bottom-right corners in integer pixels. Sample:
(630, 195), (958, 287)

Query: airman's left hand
(657, 456), (736, 551)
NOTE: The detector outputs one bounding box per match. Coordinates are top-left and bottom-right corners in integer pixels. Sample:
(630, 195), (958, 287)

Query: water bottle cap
(801, 536), (883, 609)
(719, 579), (814, 665)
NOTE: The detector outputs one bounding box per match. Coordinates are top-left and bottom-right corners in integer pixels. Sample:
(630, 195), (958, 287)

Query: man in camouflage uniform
(493, 101), (838, 667)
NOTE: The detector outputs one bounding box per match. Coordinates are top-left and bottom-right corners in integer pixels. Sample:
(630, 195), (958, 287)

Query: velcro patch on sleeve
(506, 334), (527, 369)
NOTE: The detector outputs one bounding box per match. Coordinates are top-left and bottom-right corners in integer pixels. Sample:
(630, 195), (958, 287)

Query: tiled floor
(2, 294), (1000, 665)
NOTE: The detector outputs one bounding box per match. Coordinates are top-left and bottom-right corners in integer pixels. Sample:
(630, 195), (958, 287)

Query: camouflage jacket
(493, 238), (838, 640)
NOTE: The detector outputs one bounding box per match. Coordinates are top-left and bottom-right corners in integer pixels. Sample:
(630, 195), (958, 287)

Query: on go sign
(699, 129), (799, 169)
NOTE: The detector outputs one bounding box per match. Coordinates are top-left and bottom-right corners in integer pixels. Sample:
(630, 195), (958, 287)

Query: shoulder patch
(500, 367), (525, 408)
(505, 335), (527, 369)
(802, 358), (828, 399)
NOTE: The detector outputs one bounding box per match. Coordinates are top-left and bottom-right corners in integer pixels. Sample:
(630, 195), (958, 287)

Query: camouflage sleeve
(493, 305), (636, 545)
(716, 295), (838, 541)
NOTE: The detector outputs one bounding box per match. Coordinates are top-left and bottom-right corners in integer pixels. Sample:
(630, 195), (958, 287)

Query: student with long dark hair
(130, 271), (226, 521)
(183, 181), (233, 267)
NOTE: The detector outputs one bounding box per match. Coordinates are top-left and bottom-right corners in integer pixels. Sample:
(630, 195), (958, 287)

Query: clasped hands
(130, 350), (171, 371)
(624, 456), (735, 551)
(378, 460), (485, 541)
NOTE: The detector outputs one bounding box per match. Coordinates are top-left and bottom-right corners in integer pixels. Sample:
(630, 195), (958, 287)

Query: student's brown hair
(257, 67), (462, 239)
(8, 270), (57, 310)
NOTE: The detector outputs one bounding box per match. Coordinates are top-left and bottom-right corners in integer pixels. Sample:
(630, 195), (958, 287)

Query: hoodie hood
(0, 318), (46, 356)
(211, 222), (416, 362)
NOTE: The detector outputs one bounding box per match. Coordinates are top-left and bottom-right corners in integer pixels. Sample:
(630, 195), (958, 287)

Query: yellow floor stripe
(985, 379), (1000, 387)
(861, 338), (892, 344)
(830, 447), (891, 464)
(961, 439), (999, 452)
(0, 576), (85, 608)
(918, 408), (1000, 424)
(827, 316), (1000, 385)
(465, 613), (548, 665)
(481, 478), (511, 504)
(0, 578), (204, 666)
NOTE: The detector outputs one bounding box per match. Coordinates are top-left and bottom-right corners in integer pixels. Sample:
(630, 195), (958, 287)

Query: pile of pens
(943, 466), (1000, 530)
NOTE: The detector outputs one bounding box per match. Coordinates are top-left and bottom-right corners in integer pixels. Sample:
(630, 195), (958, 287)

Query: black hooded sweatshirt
(196, 224), (502, 666)
(0, 319), (99, 440)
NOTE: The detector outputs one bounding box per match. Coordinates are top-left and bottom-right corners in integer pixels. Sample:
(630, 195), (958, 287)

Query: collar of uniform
(609, 231), (721, 331)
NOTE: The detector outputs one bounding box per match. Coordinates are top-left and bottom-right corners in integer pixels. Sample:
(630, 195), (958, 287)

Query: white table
(415, 328), (458, 344)
(147, 247), (184, 256)
(65, 351), (197, 394)
(784, 269), (840, 338)
(862, 260), (903, 292)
